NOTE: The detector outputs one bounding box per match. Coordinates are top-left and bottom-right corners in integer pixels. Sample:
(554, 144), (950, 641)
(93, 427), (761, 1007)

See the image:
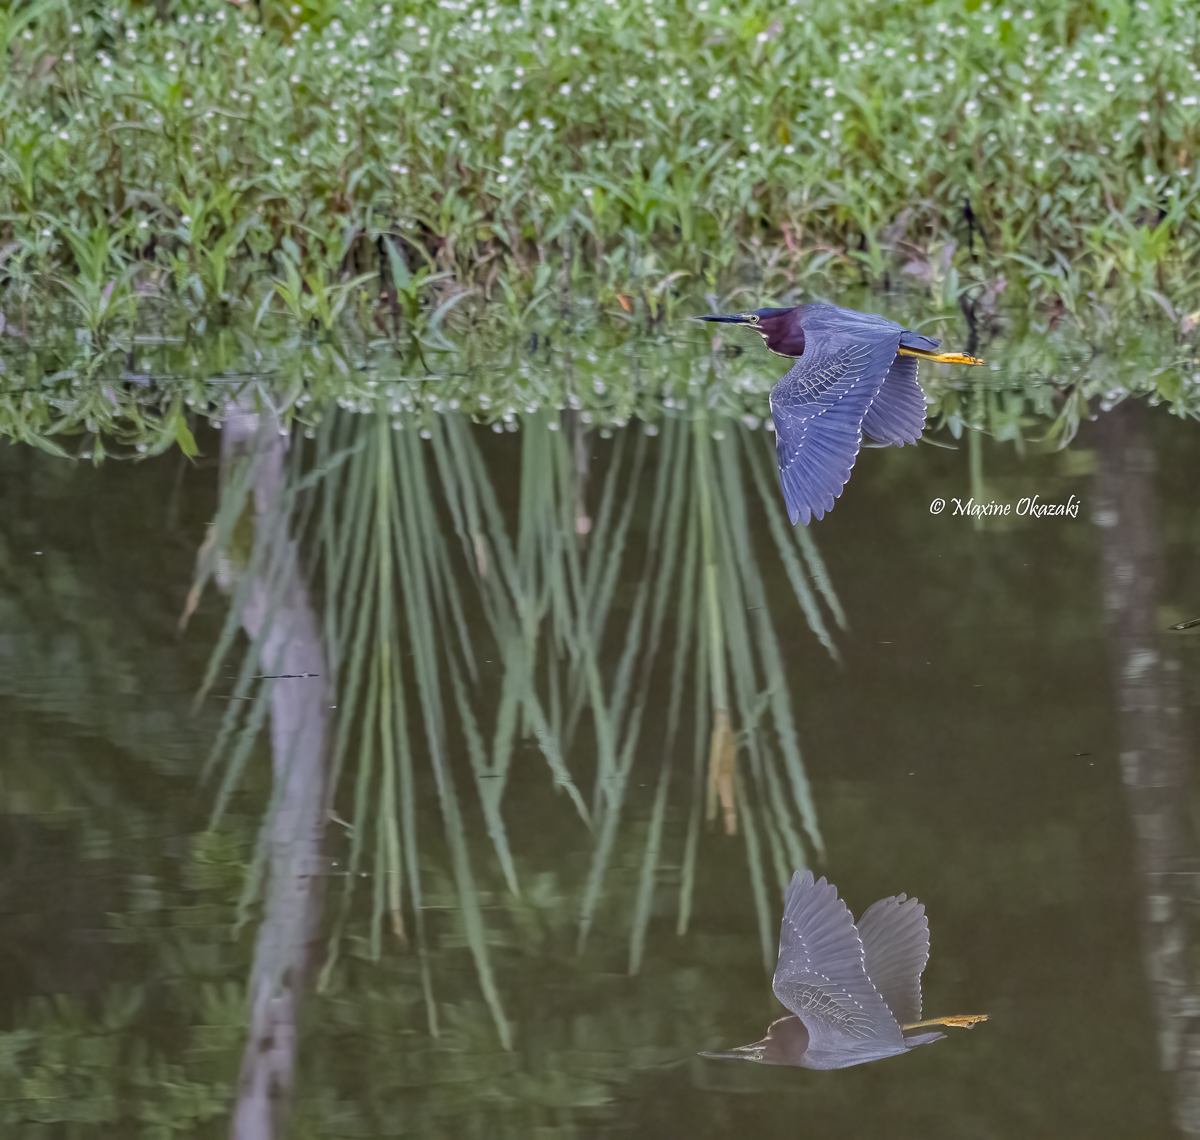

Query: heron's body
(696, 303), (983, 524)
(701, 870), (986, 1070)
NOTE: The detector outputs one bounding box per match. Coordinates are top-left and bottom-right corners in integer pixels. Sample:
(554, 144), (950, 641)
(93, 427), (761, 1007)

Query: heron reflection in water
(703, 870), (987, 1070)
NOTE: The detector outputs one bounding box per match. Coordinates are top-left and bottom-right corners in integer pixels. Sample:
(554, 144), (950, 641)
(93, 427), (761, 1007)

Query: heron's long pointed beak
(693, 315), (749, 324)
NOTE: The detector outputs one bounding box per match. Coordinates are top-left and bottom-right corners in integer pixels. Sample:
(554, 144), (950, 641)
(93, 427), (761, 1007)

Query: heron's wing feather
(899, 328), (941, 353)
(855, 894), (931, 1026)
(862, 354), (927, 446)
(772, 870), (905, 1053)
(769, 332), (900, 524)
(800, 304), (904, 339)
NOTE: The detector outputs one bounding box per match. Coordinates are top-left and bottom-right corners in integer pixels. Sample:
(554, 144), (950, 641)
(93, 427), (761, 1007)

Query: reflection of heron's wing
(769, 332), (900, 524)
(855, 893), (930, 1027)
(772, 870), (905, 1054)
(862, 354), (926, 447)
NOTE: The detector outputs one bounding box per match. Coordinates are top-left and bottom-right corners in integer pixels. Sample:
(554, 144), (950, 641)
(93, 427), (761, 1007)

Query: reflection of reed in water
(190, 399), (843, 1052)
(1094, 402), (1200, 1137)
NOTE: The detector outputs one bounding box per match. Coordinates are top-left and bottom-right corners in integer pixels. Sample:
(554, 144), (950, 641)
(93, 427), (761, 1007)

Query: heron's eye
(747, 314), (759, 324)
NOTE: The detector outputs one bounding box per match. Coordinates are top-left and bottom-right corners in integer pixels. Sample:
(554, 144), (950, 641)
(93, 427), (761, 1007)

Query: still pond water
(2, 324), (1199, 1138)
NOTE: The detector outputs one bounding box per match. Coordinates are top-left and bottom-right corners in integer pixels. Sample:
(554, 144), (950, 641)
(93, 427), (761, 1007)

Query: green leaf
(174, 413), (199, 459)
(384, 237), (412, 292)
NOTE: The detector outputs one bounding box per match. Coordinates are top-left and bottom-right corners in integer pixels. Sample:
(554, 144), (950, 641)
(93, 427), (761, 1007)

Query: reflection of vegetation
(0, 451), (248, 1135)
(1, 410), (1195, 1136)
(1, 315), (1196, 464)
(193, 400), (838, 1048)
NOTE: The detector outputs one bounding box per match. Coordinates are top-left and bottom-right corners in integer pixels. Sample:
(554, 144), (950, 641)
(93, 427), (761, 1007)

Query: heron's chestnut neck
(760, 317), (805, 358)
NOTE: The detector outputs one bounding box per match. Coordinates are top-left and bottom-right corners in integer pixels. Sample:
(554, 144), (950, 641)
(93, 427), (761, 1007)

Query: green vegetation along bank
(3, 0), (1200, 336)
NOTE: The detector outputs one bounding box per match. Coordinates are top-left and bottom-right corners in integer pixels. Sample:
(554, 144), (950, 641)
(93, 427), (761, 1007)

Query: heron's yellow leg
(897, 347), (986, 366)
(902, 348), (984, 364)
(902, 1013), (988, 1030)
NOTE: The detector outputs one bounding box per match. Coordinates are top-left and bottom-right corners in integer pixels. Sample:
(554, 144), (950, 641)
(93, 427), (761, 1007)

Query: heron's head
(694, 306), (805, 358)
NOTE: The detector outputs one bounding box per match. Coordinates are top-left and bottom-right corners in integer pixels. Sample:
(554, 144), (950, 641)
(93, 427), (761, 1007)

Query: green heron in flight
(701, 870), (987, 1070)
(696, 304), (983, 524)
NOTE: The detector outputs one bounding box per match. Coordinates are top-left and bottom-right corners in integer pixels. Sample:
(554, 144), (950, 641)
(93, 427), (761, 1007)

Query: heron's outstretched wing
(772, 871), (905, 1054)
(862, 354), (927, 447)
(855, 893), (930, 1027)
(769, 331), (900, 524)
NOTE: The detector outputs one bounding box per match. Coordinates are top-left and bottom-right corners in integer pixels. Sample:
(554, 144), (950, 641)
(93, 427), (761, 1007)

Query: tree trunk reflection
(222, 403), (332, 1140)
(1094, 401), (1200, 1136)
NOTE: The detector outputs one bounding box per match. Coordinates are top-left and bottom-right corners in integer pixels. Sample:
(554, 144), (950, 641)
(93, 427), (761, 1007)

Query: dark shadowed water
(2, 346), (1200, 1137)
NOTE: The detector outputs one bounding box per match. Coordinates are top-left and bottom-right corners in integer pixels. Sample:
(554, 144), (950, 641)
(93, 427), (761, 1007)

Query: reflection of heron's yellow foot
(902, 1014), (989, 1030)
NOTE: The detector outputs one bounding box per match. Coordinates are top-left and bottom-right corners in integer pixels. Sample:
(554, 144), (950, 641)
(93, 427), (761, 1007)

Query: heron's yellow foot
(902, 1014), (988, 1030)
(897, 347), (986, 366)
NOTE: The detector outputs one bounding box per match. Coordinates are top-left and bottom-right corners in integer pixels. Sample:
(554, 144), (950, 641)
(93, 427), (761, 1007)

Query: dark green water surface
(2, 346), (1199, 1138)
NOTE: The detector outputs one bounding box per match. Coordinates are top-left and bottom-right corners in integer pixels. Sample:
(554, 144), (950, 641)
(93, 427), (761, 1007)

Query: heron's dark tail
(897, 346), (985, 366)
